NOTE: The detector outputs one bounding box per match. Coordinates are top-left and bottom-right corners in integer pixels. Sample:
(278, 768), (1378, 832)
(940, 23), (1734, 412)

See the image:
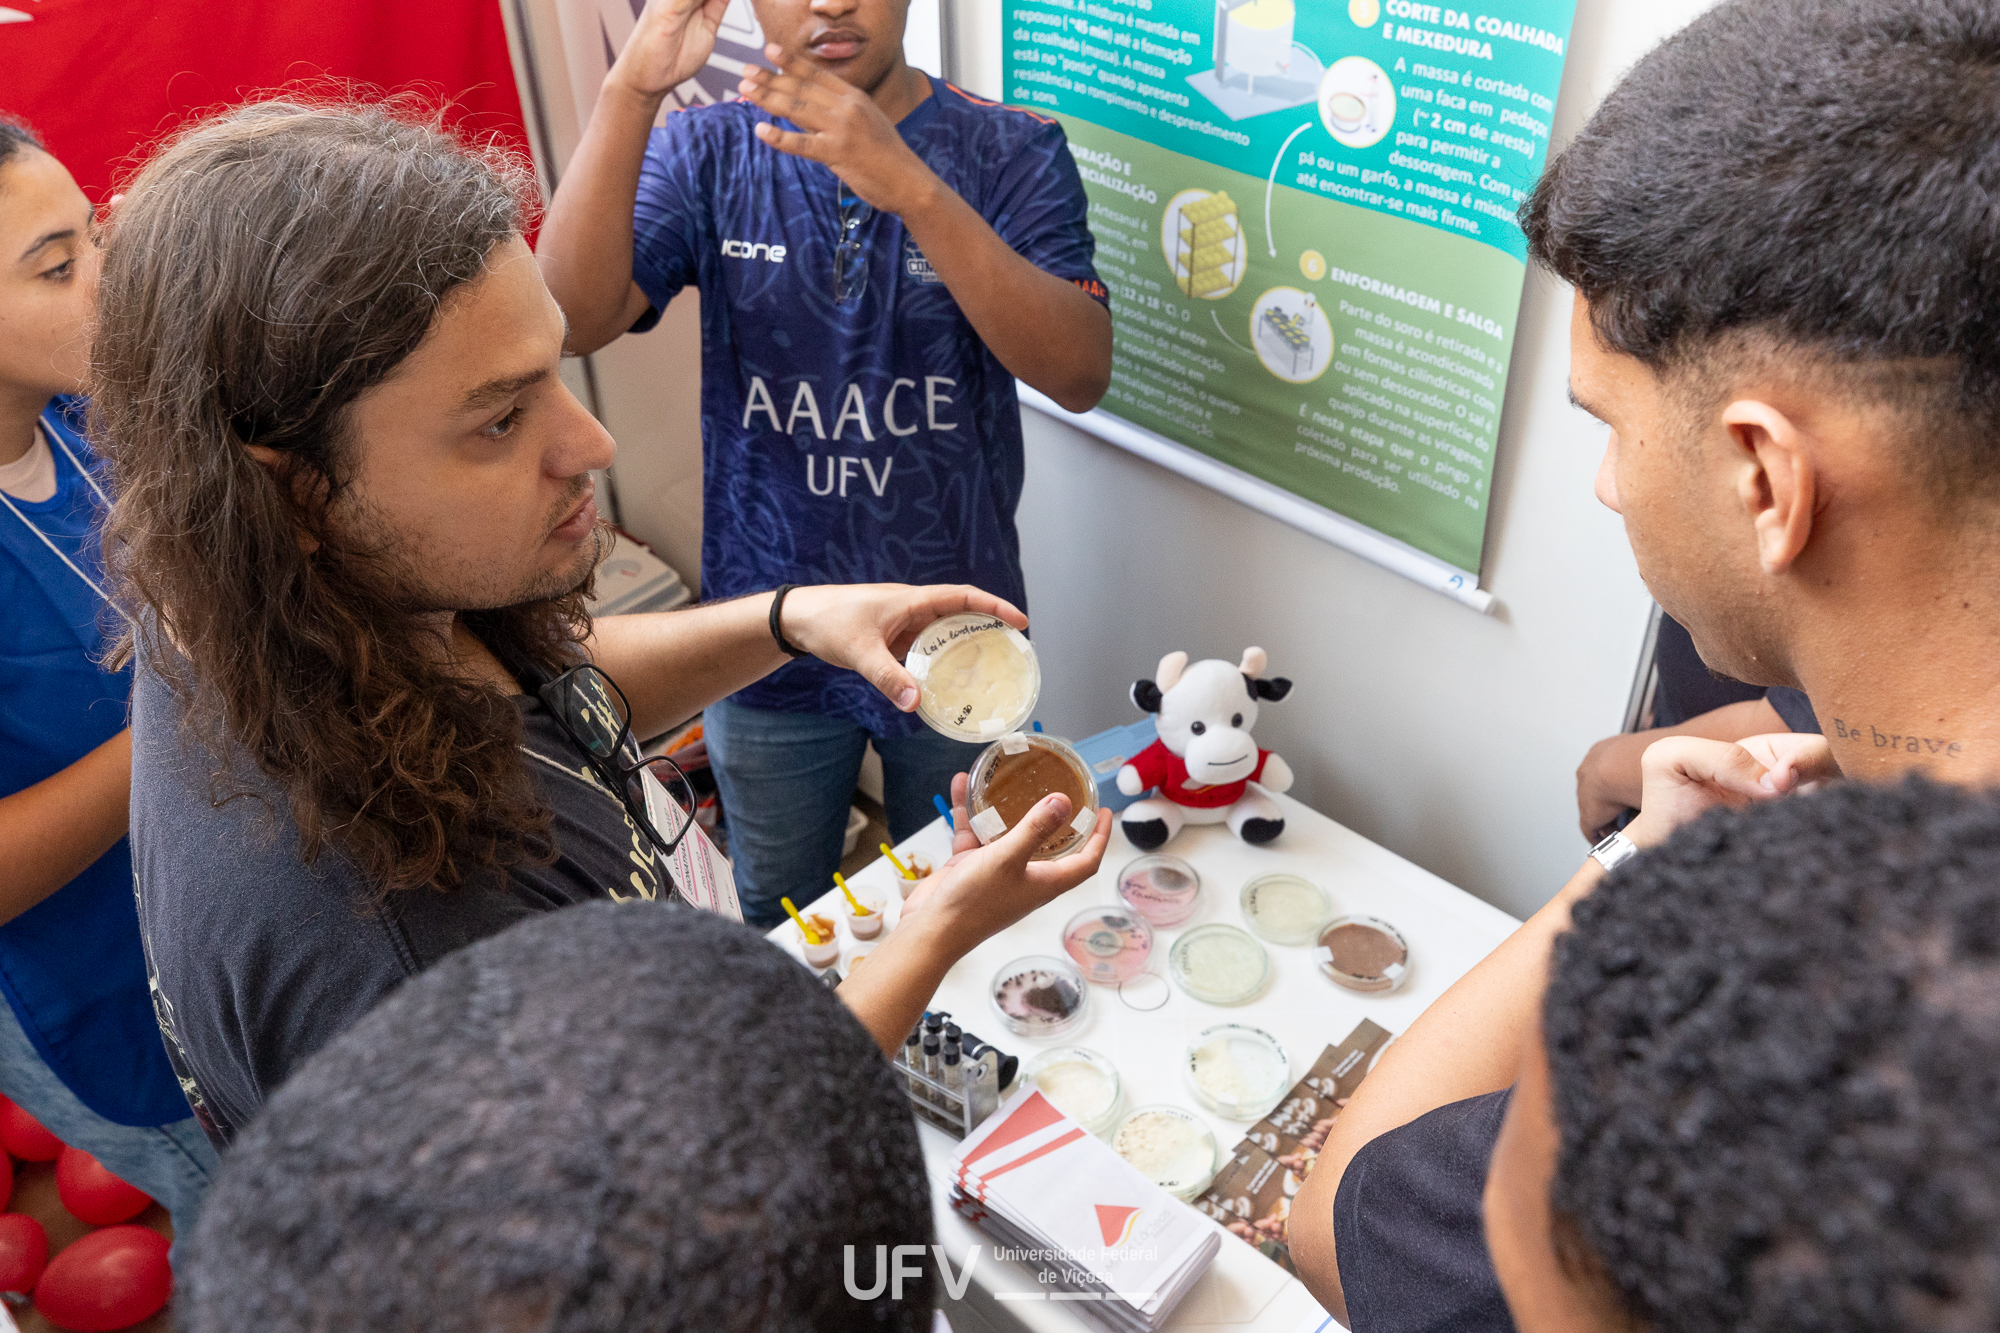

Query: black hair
(1522, 0), (2000, 493)
(0, 114), (43, 172)
(1544, 777), (2000, 1332)
(182, 901), (937, 1332)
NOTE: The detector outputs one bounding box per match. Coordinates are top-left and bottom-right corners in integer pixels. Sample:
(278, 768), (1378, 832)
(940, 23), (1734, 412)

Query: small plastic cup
(796, 915), (840, 970)
(842, 890), (886, 941)
(896, 855), (933, 900)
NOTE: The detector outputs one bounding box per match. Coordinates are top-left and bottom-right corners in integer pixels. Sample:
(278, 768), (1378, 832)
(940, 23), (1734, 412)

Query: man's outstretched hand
(903, 772), (1112, 952)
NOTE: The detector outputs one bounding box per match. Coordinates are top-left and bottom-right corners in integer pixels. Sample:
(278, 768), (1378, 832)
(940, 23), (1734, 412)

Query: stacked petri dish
(1117, 853), (1202, 928)
(1061, 907), (1154, 985)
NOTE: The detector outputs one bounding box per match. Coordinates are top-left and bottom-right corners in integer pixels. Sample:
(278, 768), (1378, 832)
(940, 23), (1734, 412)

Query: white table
(773, 791), (1519, 1333)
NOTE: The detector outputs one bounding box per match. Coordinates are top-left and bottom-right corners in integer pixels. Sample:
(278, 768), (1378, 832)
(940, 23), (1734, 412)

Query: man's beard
(329, 483), (607, 616)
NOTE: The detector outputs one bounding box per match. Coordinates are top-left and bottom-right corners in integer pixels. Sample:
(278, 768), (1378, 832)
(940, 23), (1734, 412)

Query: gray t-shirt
(130, 662), (676, 1147)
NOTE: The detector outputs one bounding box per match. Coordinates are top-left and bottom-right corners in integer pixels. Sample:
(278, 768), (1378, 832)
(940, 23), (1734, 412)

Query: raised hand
(736, 47), (940, 214)
(609, 0), (733, 101)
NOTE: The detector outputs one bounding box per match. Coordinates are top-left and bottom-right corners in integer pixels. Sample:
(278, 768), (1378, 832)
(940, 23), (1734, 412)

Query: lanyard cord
(0, 416), (136, 626)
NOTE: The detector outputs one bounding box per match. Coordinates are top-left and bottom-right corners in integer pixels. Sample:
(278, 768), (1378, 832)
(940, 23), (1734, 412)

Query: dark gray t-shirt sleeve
(1333, 1088), (1517, 1333)
(129, 666), (419, 1147)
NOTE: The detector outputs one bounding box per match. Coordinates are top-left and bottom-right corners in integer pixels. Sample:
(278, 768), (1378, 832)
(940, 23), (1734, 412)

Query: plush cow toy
(1117, 647), (1294, 850)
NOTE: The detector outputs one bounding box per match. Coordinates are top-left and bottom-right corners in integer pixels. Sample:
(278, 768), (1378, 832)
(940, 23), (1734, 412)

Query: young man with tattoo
(1285, 1), (2000, 1326)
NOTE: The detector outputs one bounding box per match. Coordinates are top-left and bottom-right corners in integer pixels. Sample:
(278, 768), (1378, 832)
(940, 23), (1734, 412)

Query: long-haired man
(97, 99), (1109, 1147)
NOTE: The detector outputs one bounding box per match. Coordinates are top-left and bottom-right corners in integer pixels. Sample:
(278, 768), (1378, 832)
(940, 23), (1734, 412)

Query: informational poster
(1003, 0), (1576, 594)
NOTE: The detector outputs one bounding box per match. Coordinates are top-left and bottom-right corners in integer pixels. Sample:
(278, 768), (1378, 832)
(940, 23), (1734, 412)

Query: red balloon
(0, 1214), (47, 1298)
(33, 1225), (171, 1332)
(0, 1101), (61, 1162)
(55, 1148), (151, 1226)
(0, 1149), (13, 1205)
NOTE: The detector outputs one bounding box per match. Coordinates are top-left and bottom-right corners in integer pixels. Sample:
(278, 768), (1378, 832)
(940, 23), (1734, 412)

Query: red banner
(1, 0), (531, 203)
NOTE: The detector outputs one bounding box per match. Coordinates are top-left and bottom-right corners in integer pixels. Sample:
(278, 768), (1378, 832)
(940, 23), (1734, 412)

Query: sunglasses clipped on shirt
(534, 663), (700, 862)
(833, 186), (875, 303)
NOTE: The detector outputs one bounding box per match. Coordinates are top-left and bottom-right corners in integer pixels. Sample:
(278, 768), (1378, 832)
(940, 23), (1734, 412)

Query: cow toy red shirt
(1122, 741), (1277, 810)
(1116, 648), (1294, 850)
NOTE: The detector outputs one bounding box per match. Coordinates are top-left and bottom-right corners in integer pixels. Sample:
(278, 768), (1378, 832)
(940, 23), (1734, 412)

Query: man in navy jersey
(541, 0), (1111, 925)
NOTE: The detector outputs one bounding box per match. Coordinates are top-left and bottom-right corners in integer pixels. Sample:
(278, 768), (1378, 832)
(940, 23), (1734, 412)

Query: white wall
(506, 0), (1719, 920)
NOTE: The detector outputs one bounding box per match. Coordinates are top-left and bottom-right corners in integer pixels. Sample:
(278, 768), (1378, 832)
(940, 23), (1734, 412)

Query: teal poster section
(1004, 0), (1575, 575)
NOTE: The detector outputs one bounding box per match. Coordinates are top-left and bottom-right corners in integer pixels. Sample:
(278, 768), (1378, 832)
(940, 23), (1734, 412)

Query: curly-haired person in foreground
(182, 901), (941, 1333)
(1485, 776), (2000, 1333)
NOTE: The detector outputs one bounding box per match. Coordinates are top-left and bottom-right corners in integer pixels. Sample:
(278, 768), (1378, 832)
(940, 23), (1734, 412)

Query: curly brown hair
(95, 98), (592, 893)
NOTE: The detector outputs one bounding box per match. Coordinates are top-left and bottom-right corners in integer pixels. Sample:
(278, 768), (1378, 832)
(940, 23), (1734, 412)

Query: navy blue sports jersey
(630, 76), (1106, 736)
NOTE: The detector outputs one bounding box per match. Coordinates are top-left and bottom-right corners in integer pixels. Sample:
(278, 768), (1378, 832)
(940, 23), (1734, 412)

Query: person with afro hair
(1487, 776), (2000, 1333)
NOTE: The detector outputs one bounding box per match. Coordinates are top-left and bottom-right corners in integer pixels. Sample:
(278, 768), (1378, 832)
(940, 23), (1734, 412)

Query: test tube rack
(893, 1010), (1014, 1139)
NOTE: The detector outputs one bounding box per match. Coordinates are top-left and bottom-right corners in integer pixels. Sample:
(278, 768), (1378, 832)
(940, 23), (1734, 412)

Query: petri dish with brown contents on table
(1316, 915), (1410, 993)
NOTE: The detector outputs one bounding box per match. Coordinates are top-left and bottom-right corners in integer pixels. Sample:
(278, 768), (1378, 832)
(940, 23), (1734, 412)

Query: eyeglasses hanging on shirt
(0, 415), (133, 624)
(833, 186), (875, 303)
(524, 659), (744, 922)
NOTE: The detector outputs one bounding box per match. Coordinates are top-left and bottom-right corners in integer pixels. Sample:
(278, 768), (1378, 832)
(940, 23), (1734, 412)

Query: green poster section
(1003, 0), (1576, 575)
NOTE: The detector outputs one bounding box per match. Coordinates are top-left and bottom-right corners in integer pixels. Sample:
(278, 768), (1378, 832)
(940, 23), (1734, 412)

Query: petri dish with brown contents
(1316, 915), (1410, 993)
(967, 735), (1100, 860)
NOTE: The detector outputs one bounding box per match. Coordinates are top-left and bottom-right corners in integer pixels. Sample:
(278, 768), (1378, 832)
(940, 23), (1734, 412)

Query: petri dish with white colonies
(905, 614), (1039, 743)
(1184, 1024), (1291, 1120)
(1113, 1104), (1218, 1200)
(1025, 1046), (1123, 1135)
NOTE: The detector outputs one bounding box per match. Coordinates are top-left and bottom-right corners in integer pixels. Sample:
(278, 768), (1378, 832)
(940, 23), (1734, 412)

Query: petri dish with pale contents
(1239, 872), (1333, 946)
(1184, 1024), (1291, 1121)
(1113, 1105), (1218, 1200)
(966, 734), (1100, 860)
(905, 613), (1039, 742)
(1168, 923), (1271, 1006)
(1025, 1046), (1123, 1135)
(1316, 915), (1410, 993)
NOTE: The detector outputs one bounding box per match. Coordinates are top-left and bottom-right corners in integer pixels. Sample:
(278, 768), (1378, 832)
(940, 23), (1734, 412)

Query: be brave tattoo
(1831, 718), (1965, 758)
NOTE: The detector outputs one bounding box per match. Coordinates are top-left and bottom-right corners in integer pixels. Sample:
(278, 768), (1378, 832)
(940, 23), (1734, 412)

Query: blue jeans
(0, 999), (215, 1268)
(705, 700), (976, 928)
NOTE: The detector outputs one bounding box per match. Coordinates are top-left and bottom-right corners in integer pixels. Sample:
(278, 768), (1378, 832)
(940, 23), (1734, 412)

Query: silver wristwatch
(1589, 829), (1640, 873)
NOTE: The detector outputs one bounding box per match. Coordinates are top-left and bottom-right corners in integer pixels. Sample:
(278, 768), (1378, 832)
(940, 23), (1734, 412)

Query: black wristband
(769, 584), (809, 659)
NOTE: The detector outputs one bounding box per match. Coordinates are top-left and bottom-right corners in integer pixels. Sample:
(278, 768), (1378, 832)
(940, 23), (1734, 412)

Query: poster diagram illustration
(1189, 0), (1325, 121)
(1318, 56), (1394, 148)
(1163, 189), (1247, 298)
(1006, 0), (1576, 582)
(1250, 287), (1331, 383)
